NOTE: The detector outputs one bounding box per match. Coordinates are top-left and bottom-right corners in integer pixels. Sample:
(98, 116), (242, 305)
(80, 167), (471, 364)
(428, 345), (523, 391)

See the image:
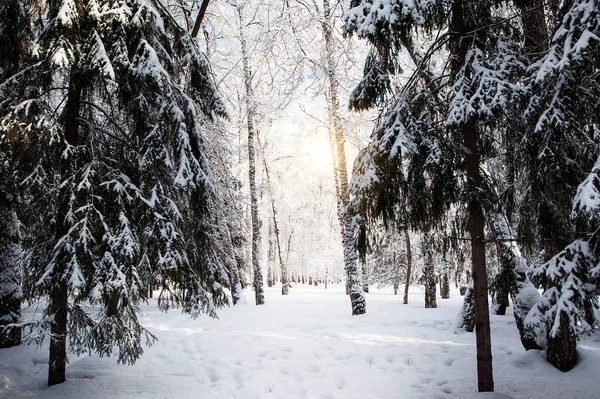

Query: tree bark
(514, 0), (549, 59)
(49, 75), (82, 386)
(546, 312), (578, 371)
(237, 3), (263, 305)
(465, 120), (493, 392)
(361, 258), (369, 293)
(456, 283), (476, 332)
(191, 0), (211, 39)
(441, 272), (450, 299)
(321, 0), (365, 315)
(259, 134), (289, 295)
(423, 232), (437, 308)
(452, 0), (494, 390)
(403, 229), (412, 304)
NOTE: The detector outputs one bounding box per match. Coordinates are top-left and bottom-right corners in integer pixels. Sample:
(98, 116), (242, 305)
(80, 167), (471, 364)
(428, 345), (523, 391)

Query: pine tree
(517, 0), (600, 370)
(0, 0), (30, 349)
(344, 0), (538, 390)
(2, 0), (229, 385)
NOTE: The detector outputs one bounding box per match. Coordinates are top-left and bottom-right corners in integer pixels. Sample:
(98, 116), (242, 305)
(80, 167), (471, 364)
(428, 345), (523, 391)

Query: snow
(1, 285), (600, 398)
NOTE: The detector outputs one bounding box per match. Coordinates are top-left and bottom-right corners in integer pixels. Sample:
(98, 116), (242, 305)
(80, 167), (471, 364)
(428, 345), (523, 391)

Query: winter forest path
(1, 285), (599, 398)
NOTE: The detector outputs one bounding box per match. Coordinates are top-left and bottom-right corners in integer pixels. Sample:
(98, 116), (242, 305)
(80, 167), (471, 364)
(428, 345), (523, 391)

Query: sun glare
(305, 136), (333, 173)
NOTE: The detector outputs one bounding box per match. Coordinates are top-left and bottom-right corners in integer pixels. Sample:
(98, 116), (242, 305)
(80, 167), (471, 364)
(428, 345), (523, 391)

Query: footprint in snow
(336, 377), (345, 390)
(309, 365), (321, 374)
(208, 368), (222, 383)
(443, 358), (454, 366)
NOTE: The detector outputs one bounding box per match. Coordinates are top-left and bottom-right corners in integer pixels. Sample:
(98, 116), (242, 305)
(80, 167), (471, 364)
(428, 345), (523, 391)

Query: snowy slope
(1, 284), (599, 398)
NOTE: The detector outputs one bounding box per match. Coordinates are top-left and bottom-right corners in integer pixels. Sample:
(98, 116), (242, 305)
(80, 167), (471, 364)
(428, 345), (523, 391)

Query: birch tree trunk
(237, 2), (264, 305)
(259, 138), (290, 295)
(321, 0), (366, 315)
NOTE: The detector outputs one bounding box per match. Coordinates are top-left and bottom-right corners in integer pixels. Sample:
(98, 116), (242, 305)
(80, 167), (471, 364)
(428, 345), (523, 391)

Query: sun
(310, 141), (333, 172)
(301, 133), (333, 174)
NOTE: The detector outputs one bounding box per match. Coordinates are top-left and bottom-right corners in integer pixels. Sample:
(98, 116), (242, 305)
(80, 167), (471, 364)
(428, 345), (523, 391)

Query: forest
(0, 0), (599, 398)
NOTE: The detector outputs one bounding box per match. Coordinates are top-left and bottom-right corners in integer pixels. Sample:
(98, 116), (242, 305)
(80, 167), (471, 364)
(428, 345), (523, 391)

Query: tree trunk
(48, 279), (68, 386)
(465, 120), (493, 392)
(455, 283), (476, 332)
(423, 232), (437, 309)
(452, 0), (494, 390)
(107, 291), (120, 317)
(0, 189), (21, 349)
(486, 210), (541, 350)
(393, 282), (398, 295)
(225, 229), (243, 305)
(237, 3), (263, 305)
(321, 0), (366, 315)
(48, 74), (83, 386)
(259, 133), (289, 295)
(361, 258), (369, 293)
(191, 0), (211, 39)
(546, 312), (578, 371)
(514, 0), (549, 59)
(403, 229), (412, 304)
(441, 272), (450, 299)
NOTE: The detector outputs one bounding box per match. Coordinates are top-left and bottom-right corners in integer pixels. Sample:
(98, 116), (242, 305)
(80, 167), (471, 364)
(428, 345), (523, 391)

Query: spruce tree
(1, 0), (229, 385)
(0, 0), (30, 349)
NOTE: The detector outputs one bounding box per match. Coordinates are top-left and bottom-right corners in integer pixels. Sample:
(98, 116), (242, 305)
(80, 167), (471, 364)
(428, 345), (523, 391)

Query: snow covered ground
(1, 284), (599, 399)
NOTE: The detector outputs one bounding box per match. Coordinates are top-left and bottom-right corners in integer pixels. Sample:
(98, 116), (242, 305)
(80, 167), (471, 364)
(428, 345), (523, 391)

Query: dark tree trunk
(107, 291), (120, 317)
(465, 121), (494, 392)
(48, 280), (68, 386)
(423, 233), (437, 309)
(393, 282), (398, 295)
(546, 312), (578, 371)
(451, 0), (494, 389)
(403, 229), (412, 304)
(514, 0), (549, 59)
(48, 75), (82, 387)
(441, 273), (450, 299)
(191, 0), (211, 39)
